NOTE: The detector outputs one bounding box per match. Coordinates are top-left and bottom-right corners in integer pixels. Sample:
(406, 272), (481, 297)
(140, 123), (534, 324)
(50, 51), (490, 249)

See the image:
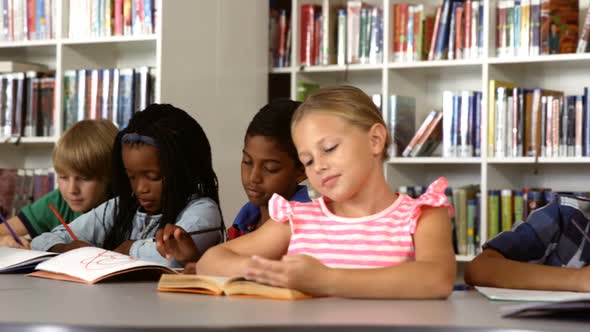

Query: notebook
(476, 286), (590, 302)
(0, 247), (58, 272)
(501, 299), (590, 319)
(27, 247), (176, 284)
(158, 274), (312, 300)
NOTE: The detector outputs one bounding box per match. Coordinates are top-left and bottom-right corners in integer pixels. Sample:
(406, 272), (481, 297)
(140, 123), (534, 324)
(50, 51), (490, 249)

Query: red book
(300, 4), (318, 66)
(114, 0), (124, 36)
(428, 5), (442, 60)
(455, 6), (464, 59)
(27, 0), (36, 40)
(464, 0), (472, 57)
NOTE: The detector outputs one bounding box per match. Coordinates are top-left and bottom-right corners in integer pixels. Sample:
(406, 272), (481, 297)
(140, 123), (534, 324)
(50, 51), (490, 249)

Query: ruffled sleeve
(268, 193), (294, 223)
(408, 177), (454, 234)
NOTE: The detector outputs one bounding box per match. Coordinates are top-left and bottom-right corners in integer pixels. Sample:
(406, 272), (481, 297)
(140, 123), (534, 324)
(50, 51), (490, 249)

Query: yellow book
(158, 274), (312, 300)
(488, 80), (518, 157)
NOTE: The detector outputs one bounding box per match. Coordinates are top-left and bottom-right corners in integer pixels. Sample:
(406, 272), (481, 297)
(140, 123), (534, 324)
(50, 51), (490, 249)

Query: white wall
(159, 0), (268, 224)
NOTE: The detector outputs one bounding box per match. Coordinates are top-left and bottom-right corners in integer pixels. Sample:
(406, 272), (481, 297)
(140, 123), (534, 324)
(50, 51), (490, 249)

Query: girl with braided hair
(32, 104), (224, 267)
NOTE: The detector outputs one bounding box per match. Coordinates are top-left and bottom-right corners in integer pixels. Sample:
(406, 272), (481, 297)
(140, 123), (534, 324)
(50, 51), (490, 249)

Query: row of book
(393, 0), (484, 63)
(0, 168), (54, 218)
(0, 69), (55, 139)
(300, 1), (384, 67)
(399, 184), (482, 256)
(68, 0), (156, 39)
(488, 81), (590, 158)
(63, 66), (155, 130)
(0, 0), (56, 42)
(269, 8), (292, 68)
(496, 0), (579, 57)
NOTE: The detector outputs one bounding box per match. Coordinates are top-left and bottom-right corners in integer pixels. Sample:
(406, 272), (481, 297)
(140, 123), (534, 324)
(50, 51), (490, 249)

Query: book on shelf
(388, 95), (415, 157)
(441, 90), (482, 157)
(63, 66), (155, 130)
(0, 168), (55, 218)
(497, 0), (578, 56)
(68, 0), (155, 39)
(0, 0), (56, 42)
(28, 247), (176, 284)
(0, 247), (58, 272)
(402, 110), (443, 157)
(158, 274), (312, 300)
(270, 7), (292, 68)
(297, 1), (383, 67)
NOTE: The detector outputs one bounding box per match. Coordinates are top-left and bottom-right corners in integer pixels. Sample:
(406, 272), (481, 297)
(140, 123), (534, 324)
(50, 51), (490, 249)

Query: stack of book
(68, 0), (156, 39)
(488, 80), (590, 158)
(63, 66), (155, 130)
(299, 1), (384, 67)
(0, 62), (55, 139)
(392, 0), (484, 63)
(269, 7), (292, 68)
(496, 0), (579, 57)
(0, 168), (55, 218)
(0, 0), (56, 42)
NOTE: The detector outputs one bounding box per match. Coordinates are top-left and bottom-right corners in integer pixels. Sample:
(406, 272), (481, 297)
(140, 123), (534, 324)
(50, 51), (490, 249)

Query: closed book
(488, 190), (500, 238)
(501, 189), (513, 232)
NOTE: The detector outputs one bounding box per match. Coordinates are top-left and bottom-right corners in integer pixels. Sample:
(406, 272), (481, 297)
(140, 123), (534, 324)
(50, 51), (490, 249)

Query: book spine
(578, 7), (590, 53)
(428, 5), (442, 61)
(347, 1), (361, 64)
(552, 97), (560, 157)
(412, 5), (422, 62)
(545, 95), (554, 157)
(520, 0), (530, 56)
(467, 198), (476, 256)
(584, 87), (590, 156)
(540, 95), (547, 156)
(406, 6), (414, 63)
(24, 71), (36, 136)
(434, 0), (451, 60)
(464, 0), (472, 58)
(575, 95), (583, 156)
(336, 9), (346, 65)
(488, 190), (500, 238)
(540, 0), (550, 54)
(473, 91), (482, 157)
(470, 0), (479, 59)
(455, 6), (464, 59)
(513, 190), (524, 224)
(530, 0), (541, 55)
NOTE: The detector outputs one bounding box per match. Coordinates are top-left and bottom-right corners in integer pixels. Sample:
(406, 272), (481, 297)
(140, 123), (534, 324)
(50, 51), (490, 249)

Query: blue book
(451, 94), (461, 156)
(434, 0), (452, 60)
(473, 91), (482, 157)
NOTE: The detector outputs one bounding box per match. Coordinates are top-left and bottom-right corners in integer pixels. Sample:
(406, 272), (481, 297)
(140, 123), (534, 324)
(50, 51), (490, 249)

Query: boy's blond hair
(53, 120), (119, 180)
(291, 85), (391, 159)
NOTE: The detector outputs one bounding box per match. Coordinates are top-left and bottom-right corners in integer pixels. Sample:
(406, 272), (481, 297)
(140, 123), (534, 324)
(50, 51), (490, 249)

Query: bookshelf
(0, 0), (268, 222)
(269, 0), (590, 261)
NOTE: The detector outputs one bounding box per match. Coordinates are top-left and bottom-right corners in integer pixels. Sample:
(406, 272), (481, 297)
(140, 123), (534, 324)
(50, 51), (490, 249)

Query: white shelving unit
(270, 0), (590, 262)
(0, 0), (268, 221)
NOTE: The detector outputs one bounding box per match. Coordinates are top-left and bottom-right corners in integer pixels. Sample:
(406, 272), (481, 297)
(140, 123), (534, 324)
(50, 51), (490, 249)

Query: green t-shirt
(18, 189), (82, 237)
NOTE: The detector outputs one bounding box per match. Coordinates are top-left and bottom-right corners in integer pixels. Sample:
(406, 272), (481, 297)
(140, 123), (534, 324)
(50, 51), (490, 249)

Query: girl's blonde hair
(291, 85), (391, 159)
(53, 120), (119, 180)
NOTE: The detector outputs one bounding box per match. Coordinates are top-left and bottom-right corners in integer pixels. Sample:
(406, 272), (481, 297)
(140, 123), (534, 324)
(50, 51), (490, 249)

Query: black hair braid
(103, 104), (224, 250)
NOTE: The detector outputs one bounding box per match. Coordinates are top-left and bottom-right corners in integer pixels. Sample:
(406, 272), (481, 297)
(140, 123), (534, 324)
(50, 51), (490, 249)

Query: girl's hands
(155, 224), (199, 264)
(243, 254), (335, 296)
(0, 235), (30, 249)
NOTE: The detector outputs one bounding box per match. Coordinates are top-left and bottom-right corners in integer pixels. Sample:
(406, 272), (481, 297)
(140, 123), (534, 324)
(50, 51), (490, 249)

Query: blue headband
(121, 133), (160, 148)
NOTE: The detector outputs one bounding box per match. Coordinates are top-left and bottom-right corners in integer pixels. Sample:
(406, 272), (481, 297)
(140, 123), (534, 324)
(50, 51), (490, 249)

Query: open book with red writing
(28, 247), (176, 284)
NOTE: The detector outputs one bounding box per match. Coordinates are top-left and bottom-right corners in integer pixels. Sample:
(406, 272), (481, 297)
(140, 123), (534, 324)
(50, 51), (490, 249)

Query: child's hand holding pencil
(0, 234), (30, 249)
(155, 224), (201, 264)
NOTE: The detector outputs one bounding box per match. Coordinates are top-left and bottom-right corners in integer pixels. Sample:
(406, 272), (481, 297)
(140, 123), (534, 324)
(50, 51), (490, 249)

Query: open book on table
(158, 274), (312, 300)
(476, 286), (590, 302)
(0, 247), (58, 272)
(27, 247), (176, 284)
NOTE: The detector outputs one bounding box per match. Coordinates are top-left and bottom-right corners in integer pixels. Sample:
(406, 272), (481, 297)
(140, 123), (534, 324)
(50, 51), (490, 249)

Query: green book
(501, 189), (513, 232)
(514, 190), (524, 224)
(467, 198), (476, 256)
(488, 190), (500, 239)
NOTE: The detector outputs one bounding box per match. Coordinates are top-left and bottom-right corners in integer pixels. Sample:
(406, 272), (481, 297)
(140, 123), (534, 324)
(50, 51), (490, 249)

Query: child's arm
(30, 200), (114, 252)
(465, 249), (590, 291)
(196, 218), (292, 276)
(243, 206), (456, 299)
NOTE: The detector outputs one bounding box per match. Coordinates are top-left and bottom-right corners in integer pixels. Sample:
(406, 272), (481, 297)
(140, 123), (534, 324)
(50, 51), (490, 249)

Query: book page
(0, 247), (58, 270)
(476, 286), (590, 302)
(35, 247), (172, 283)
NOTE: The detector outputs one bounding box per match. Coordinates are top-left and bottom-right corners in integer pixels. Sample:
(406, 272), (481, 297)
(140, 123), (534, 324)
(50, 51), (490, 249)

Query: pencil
(147, 226), (222, 243)
(0, 212), (24, 246)
(49, 204), (78, 241)
(571, 218), (590, 243)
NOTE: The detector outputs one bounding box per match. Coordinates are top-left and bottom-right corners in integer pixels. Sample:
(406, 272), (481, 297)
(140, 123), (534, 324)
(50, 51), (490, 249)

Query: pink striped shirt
(269, 177), (451, 269)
